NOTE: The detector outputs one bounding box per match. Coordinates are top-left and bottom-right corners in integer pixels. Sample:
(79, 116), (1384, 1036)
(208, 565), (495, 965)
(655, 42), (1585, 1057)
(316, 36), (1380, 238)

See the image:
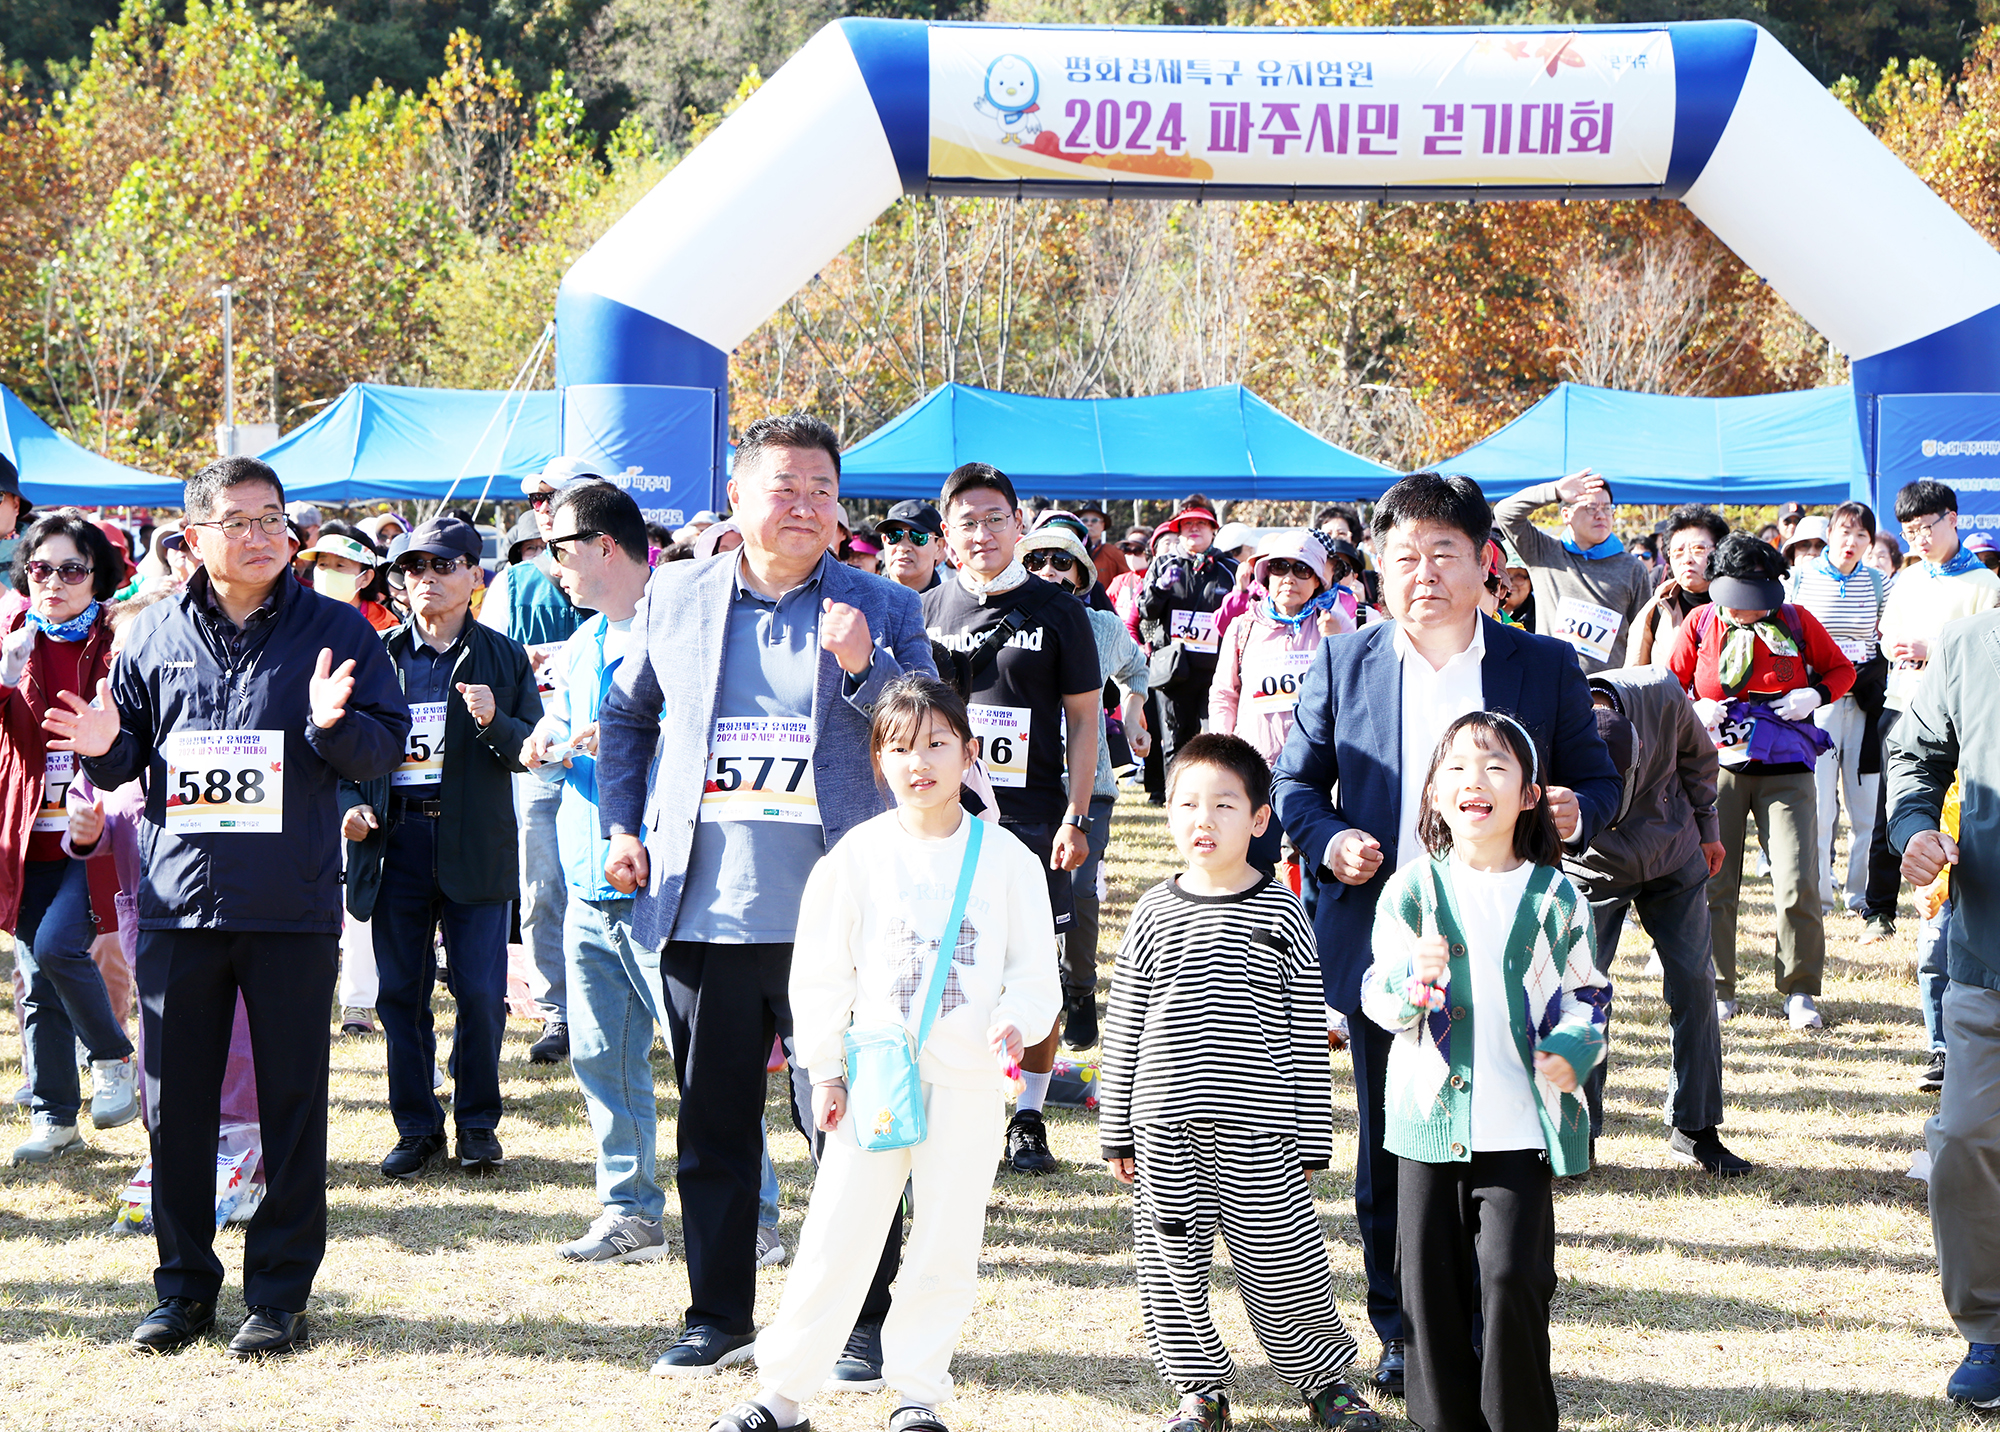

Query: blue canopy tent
(260, 383), (560, 505)
(838, 384), (1398, 502)
(0, 385), (182, 506)
(1434, 383), (1869, 506)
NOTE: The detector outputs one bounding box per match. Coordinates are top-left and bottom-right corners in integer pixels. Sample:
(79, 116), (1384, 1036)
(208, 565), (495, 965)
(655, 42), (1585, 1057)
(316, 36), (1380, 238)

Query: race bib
(1244, 649), (1315, 714)
(1836, 638), (1871, 664)
(34, 751), (73, 834)
(1709, 706), (1757, 769)
(392, 702), (447, 787)
(1554, 598), (1623, 664)
(700, 716), (819, 823)
(163, 731), (284, 834)
(1170, 608), (1219, 655)
(968, 704), (1032, 788)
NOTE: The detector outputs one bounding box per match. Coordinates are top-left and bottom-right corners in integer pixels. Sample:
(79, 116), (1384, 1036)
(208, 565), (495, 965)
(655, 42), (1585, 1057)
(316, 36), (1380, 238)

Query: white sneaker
(1787, 993), (1824, 1030)
(90, 1056), (139, 1129)
(1716, 998), (1739, 1022)
(756, 1225), (787, 1268)
(11, 1117), (86, 1165)
(9, 1082), (28, 1106)
(558, 1210), (666, 1264)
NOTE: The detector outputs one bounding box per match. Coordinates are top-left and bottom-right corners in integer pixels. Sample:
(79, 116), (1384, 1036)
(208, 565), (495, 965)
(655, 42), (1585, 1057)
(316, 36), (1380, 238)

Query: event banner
(1877, 394), (2000, 536)
(561, 382), (720, 530)
(928, 28), (1677, 191)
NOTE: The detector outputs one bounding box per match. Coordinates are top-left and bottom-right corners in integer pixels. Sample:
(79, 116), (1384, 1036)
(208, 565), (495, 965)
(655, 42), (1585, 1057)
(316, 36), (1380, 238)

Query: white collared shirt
(1391, 618), (1487, 870)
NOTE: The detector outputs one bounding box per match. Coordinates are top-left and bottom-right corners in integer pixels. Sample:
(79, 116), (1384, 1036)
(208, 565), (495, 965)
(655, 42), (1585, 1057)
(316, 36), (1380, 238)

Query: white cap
(1215, 521), (1261, 555)
(1783, 515), (1831, 553)
(523, 454), (604, 495)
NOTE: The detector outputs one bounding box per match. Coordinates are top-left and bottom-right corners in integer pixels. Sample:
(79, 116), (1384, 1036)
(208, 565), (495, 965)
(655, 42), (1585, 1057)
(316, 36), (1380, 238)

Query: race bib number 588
(163, 730), (284, 833)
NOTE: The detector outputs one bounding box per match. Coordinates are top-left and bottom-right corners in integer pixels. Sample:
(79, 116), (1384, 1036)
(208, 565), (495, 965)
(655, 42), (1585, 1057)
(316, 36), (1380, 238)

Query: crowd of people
(2, 421), (1998, 1430)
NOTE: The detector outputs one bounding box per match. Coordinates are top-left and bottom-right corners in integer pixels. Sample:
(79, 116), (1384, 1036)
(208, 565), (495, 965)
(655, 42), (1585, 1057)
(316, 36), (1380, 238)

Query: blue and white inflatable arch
(555, 18), (2000, 517)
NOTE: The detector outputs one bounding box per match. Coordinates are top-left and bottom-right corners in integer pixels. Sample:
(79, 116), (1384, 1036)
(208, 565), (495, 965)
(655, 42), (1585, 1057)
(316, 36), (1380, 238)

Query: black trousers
(661, 939), (898, 1335)
(1349, 1010), (1404, 1345)
(1861, 705), (1904, 923)
(1398, 1150), (1558, 1432)
(138, 929), (338, 1313)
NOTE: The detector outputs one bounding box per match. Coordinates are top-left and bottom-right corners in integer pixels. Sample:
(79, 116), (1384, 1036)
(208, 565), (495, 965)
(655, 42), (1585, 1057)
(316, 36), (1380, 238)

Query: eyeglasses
(1263, 559), (1317, 580)
(1565, 501), (1615, 516)
(1902, 512), (1949, 540)
(948, 512), (1014, 535)
(878, 527), (933, 547)
(528, 491), (554, 510)
(546, 530), (603, 565)
(389, 555), (471, 586)
(23, 560), (93, 587)
(191, 513), (289, 542)
(1023, 551), (1079, 574)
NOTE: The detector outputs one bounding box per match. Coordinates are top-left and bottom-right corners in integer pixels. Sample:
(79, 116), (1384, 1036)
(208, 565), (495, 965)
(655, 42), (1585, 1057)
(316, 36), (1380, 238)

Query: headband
(1486, 711), (1540, 787)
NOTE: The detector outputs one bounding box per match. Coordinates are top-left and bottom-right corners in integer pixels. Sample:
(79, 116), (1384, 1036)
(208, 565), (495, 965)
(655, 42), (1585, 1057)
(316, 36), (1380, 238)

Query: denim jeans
(372, 814), (512, 1137)
(516, 772), (567, 1022)
(15, 856), (129, 1124)
(1920, 899), (1953, 1052)
(566, 894), (667, 1220)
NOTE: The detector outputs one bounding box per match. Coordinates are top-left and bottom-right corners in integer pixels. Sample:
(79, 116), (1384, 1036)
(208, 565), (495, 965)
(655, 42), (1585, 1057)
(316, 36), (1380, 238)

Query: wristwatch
(1062, 812), (1093, 835)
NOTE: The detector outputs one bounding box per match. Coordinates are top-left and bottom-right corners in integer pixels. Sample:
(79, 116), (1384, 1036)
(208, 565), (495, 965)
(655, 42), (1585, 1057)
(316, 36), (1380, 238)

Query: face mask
(314, 566), (362, 603)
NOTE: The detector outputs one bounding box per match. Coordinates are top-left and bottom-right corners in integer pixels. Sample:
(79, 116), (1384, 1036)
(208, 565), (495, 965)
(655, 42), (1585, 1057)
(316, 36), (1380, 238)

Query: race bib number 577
(700, 717), (819, 823)
(163, 730), (284, 833)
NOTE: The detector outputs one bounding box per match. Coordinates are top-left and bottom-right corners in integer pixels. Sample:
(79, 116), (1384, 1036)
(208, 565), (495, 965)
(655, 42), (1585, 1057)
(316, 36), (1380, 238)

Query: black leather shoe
(130, 1296), (215, 1352)
(228, 1306), (308, 1358)
(457, 1127), (504, 1172)
(529, 1020), (570, 1063)
(1061, 990), (1099, 1051)
(380, 1131), (447, 1181)
(1372, 1339), (1405, 1396)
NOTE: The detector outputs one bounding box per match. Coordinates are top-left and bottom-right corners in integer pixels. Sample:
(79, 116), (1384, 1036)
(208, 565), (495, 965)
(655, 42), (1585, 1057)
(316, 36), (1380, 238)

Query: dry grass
(0, 793), (1966, 1430)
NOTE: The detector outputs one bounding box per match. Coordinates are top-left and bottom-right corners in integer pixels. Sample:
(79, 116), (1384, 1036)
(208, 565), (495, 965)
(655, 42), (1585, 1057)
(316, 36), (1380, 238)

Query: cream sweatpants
(755, 1081), (1007, 1409)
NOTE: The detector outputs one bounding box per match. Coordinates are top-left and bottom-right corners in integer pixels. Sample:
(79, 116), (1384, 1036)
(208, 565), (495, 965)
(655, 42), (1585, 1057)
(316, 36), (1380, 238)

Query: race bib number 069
(700, 716), (819, 823)
(1245, 650), (1314, 714)
(163, 730), (284, 834)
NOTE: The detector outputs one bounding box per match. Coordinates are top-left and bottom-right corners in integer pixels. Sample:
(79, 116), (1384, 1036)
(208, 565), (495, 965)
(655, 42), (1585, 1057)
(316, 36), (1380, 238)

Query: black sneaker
(1163, 1392), (1230, 1432)
(529, 1020), (570, 1063)
(1371, 1339), (1405, 1396)
(1921, 1048), (1948, 1093)
(1004, 1109), (1059, 1175)
(1305, 1381), (1383, 1430)
(1860, 916), (1896, 945)
(823, 1319), (885, 1392)
(1062, 989), (1099, 1050)
(648, 1323), (756, 1377)
(380, 1132), (447, 1181)
(457, 1127), (504, 1173)
(1668, 1126), (1753, 1177)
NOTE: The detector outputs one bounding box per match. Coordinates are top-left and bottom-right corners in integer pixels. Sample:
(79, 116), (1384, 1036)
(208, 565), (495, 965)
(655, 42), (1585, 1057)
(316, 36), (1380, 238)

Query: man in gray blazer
(596, 413), (936, 1376)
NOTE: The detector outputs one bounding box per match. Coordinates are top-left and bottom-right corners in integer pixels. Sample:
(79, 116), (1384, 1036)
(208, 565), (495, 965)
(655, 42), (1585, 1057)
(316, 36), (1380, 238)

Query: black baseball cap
(1779, 502), (1808, 521)
(402, 516), (482, 562)
(874, 500), (944, 539)
(0, 452), (17, 498)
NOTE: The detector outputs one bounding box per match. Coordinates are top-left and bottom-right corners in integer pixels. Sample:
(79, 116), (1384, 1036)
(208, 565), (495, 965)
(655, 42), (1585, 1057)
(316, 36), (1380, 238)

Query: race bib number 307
(164, 730), (284, 833)
(700, 717), (819, 823)
(1555, 598), (1624, 665)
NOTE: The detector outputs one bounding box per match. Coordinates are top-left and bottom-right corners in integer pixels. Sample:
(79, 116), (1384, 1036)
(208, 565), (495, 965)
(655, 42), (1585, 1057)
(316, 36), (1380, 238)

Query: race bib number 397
(700, 717), (819, 823)
(163, 730), (284, 833)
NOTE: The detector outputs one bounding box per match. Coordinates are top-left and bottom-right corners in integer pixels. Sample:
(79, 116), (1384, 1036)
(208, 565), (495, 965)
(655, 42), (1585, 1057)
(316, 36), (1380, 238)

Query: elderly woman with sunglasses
(1208, 531), (1356, 874)
(1, 511), (138, 1162)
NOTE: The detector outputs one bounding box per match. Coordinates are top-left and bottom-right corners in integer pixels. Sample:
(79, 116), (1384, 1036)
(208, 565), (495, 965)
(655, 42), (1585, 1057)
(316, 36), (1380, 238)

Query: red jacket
(1666, 602), (1855, 705)
(0, 609), (116, 931)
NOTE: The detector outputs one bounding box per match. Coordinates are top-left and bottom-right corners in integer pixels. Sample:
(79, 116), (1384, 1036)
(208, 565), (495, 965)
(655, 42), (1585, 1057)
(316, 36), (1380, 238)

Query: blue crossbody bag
(842, 817), (984, 1152)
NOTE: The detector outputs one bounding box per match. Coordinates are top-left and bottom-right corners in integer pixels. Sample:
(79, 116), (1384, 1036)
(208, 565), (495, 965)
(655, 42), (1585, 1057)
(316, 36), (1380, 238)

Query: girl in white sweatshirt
(707, 674), (1062, 1432)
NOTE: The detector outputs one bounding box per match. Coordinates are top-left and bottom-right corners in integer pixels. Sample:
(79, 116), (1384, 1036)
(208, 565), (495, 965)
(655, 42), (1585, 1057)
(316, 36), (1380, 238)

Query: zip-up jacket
(1564, 665), (1721, 892)
(340, 617), (539, 916)
(80, 569), (411, 933)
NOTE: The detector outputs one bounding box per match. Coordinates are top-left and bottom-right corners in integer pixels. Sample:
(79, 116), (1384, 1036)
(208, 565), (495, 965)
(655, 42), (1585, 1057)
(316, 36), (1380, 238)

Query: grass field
(0, 792), (1966, 1431)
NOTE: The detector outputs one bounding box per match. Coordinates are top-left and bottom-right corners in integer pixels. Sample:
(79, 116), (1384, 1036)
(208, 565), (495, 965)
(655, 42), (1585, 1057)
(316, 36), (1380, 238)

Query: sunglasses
(546, 530), (603, 565)
(1023, 551), (1080, 574)
(23, 560), (94, 587)
(1263, 558), (1317, 580)
(528, 491), (554, 510)
(389, 555), (471, 585)
(877, 527), (934, 547)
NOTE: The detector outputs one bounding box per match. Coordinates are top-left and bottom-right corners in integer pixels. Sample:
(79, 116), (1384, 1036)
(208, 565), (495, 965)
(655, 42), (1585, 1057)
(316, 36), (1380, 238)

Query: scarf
(1562, 532), (1626, 560)
(1717, 613), (1798, 695)
(959, 558), (1028, 605)
(1263, 590), (1339, 631)
(1814, 553), (1871, 590)
(1926, 545), (1984, 579)
(27, 600), (99, 644)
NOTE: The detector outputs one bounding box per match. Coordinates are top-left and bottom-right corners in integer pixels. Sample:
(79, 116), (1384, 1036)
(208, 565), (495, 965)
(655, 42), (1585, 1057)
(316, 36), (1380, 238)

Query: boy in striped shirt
(1100, 733), (1379, 1432)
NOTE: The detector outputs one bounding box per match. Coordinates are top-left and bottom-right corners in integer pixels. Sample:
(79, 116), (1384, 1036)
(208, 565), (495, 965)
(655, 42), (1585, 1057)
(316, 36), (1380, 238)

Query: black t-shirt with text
(922, 574), (1101, 825)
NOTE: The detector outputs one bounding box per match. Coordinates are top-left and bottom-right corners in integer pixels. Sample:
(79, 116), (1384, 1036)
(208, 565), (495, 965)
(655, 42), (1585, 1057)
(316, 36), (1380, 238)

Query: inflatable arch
(554, 18), (2000, 519)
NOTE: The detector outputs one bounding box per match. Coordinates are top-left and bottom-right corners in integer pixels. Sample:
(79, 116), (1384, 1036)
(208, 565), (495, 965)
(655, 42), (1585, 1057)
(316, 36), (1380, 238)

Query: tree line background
(3, 0), (1999, 476)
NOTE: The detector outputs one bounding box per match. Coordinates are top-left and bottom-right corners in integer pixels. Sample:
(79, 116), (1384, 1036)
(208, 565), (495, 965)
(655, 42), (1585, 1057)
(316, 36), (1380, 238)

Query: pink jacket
(1209, 602), (1349, 763)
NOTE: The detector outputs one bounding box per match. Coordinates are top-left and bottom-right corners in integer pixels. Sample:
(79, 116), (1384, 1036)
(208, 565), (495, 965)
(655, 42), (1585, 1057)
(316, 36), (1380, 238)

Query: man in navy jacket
(1272, 472), (1619, 1392)
(52, 457), (410, 1359)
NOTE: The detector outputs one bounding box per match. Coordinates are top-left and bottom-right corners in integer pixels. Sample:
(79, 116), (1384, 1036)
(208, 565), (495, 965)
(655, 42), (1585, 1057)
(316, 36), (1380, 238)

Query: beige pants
(1709, 767), (1824, 1000)
(1931, 982), (2000, 1342)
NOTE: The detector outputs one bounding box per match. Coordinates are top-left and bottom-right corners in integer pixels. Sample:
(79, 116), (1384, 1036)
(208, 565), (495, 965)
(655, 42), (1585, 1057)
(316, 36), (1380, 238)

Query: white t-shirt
(790, 810), (1065, 1094)
(1394, 621), (1487, 870)
(1450, 856), (1546, 1152)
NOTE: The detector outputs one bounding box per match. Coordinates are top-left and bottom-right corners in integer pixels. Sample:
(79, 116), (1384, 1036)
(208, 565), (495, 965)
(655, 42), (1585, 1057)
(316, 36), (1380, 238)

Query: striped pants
(1132, 1121), (1361, 1398)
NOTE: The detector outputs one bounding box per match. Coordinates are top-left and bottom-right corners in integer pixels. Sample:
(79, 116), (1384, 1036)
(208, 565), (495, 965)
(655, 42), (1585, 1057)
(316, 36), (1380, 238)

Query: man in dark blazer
(595, 413), (936, 1378)
(1272, 472), (1620, 1393)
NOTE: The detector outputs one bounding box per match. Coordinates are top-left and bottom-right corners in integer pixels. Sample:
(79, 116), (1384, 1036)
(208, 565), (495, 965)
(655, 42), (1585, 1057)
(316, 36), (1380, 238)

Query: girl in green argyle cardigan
(1361, 710), (1610, 1432)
